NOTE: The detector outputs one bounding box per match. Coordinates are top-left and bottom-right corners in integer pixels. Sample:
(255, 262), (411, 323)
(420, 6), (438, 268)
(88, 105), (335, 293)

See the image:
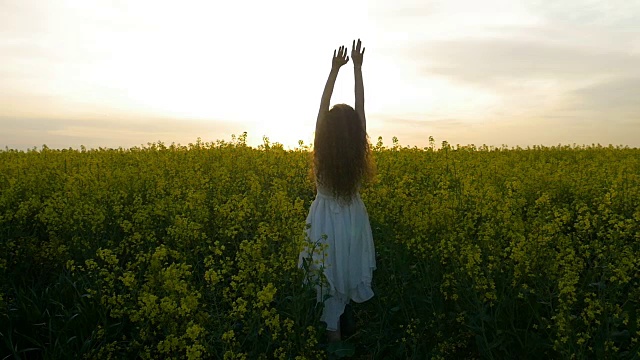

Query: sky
(1, 0), (639, 150)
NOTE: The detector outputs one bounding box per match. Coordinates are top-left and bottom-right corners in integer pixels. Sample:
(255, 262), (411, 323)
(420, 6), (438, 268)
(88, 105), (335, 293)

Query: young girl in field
(299, 39), (376, 343)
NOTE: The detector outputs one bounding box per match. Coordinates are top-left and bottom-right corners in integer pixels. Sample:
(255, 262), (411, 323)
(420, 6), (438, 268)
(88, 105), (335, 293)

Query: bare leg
(321, 296), (347, 342)
(327, 328), (341, 343)
(340, 303), (356, 338)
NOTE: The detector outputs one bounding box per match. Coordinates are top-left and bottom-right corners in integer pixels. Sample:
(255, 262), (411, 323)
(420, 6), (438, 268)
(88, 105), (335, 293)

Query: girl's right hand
(351, 39), (365, 67)
(332, 46), (350, 70)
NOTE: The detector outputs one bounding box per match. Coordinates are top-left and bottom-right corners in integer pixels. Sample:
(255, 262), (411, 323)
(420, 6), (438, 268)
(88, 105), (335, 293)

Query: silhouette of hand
(351, 39), (365, 67)
(332, 46), (349, 70)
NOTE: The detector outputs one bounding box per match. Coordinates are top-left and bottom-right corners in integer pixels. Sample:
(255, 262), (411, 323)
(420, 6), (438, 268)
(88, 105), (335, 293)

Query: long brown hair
(313, 103), (374, 204)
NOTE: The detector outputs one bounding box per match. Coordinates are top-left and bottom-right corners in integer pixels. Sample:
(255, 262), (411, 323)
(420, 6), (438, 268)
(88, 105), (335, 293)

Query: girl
(299, 39), (376, 343)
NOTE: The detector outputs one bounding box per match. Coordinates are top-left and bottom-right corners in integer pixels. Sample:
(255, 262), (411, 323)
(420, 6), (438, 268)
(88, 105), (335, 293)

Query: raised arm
(352, 39), (366, 131)
(316, 46), (349, 135)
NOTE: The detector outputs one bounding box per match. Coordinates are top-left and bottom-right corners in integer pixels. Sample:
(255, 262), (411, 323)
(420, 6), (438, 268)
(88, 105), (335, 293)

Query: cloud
(377, 116), (464, 129)
(403, 26), (639, 131)
(570, 77), (640, 110)
(0, 116), (244, 150)
(371, 115), (474, 147)
(421, 37), (639, 88)
(525, 0), (640, 28)
(564, 77), (640, 122)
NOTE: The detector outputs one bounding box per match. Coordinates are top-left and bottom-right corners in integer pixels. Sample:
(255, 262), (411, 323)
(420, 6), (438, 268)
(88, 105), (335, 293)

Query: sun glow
(2, 0), (375, 148)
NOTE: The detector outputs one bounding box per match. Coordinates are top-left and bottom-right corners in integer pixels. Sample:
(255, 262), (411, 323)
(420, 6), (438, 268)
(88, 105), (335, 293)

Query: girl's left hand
(332, 45), (349, 69)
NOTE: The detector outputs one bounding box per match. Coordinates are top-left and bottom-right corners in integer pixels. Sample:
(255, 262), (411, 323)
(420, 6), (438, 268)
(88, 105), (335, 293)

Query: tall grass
(1, 136), (639, 359)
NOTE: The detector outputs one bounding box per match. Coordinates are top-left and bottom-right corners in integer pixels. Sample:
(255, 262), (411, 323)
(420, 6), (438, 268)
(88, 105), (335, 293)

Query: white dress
(298, 181), (377, 331)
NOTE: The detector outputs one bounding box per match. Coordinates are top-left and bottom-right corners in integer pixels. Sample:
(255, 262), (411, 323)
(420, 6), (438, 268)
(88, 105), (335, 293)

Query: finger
(346, 56), (349, 63)
(357, 38), (361, 51)
(352, 39), (355, 52)
(333, 49), (336, 58)
(362, 47), (365, 55)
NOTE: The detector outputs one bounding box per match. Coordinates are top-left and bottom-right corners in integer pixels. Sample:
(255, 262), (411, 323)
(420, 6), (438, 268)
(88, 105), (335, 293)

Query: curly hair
(313, 103), (374, 204)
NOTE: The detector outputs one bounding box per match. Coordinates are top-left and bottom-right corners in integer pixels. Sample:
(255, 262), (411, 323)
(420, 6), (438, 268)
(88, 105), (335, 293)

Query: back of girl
(298, 39), (376, 344)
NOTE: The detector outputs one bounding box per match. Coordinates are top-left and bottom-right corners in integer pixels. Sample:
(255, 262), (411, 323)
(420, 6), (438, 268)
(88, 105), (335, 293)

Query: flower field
(1, 134), (639, 359)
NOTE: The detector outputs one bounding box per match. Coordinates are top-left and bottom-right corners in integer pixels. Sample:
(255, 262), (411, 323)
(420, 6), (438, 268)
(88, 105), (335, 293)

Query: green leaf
(327, 341), (356, 358)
